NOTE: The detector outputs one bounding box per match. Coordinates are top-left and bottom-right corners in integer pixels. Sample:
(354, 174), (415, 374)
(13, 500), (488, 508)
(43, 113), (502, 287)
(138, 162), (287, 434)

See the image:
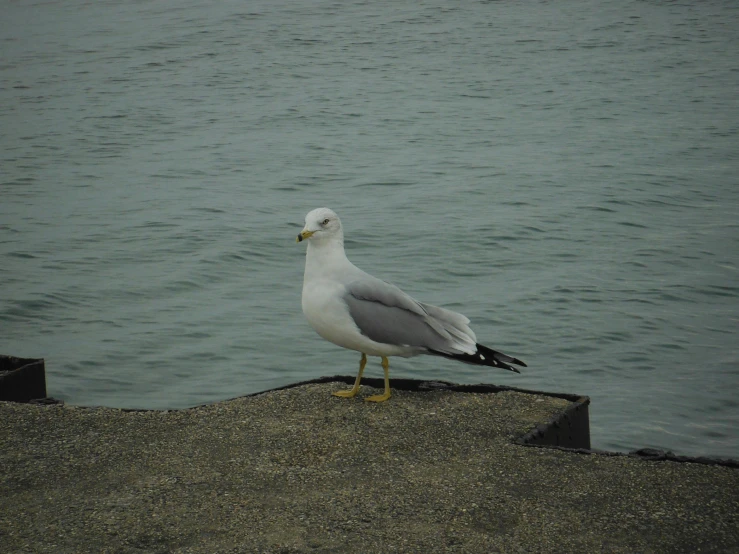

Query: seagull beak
(296, 230), (315, 243)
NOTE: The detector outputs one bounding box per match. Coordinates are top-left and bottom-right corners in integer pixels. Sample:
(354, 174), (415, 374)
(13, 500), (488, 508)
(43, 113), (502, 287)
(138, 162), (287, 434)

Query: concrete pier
(1, 377), (737, 553)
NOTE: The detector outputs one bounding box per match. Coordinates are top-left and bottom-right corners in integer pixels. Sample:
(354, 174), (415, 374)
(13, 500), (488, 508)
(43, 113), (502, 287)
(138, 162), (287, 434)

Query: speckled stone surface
(1, 382), (737, 553)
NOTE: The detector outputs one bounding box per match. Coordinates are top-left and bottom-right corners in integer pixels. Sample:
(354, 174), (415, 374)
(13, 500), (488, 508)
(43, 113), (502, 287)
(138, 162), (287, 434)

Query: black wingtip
(494, 359), (521, 373)
(428, 344), (526, 373)
(475, 343), (527, 370)
(497, 361), (521, 373)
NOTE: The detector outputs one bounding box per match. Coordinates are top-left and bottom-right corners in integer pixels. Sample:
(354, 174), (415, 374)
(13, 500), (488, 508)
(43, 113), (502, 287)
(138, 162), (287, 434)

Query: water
(2, 0), (737, 459)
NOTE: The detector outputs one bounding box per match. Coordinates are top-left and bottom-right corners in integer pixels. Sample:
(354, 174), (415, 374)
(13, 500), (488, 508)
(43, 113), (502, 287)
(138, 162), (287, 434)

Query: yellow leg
(365, 356), (392, 403)
(333, 353), (366, 398)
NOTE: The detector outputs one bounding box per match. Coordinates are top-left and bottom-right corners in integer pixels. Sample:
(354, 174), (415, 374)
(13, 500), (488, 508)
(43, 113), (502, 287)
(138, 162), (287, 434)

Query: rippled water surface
(2, 0), (738, 458)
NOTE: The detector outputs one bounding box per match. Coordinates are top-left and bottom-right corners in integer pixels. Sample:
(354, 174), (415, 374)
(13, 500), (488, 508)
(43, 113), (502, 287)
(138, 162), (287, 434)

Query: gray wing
(343, 277), (477, 355)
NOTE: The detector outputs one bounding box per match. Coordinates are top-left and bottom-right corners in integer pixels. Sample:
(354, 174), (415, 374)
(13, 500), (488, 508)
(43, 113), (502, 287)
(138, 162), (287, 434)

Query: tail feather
(429, 343), (526, 374)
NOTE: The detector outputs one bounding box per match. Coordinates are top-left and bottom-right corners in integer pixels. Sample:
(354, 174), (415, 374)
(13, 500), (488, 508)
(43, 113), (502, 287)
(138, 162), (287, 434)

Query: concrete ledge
(0, 355), (47, 402)
(1, 378), (738, 553)
(254, 374), (592, 451)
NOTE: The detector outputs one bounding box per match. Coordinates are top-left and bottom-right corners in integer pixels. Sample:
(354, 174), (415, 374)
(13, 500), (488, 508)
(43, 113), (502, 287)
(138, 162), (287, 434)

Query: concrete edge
(238, 375), (739, 468)
(0, 355), (47, 402)
(6, 367), (738, 468)
(215, 375), (739, 468)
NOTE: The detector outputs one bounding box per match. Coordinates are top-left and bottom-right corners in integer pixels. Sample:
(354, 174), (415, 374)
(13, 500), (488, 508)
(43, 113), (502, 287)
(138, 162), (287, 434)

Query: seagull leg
(365, 356), (392, 403)
(333, 353), (366, 398)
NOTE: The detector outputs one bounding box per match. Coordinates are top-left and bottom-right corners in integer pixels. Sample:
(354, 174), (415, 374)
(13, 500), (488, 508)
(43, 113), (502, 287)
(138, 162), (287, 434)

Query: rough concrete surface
(1, 381), (737, 553)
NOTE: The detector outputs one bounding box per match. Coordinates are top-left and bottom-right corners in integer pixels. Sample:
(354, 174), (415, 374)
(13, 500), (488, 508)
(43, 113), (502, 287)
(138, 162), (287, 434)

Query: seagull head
(297, 207), (343, 244)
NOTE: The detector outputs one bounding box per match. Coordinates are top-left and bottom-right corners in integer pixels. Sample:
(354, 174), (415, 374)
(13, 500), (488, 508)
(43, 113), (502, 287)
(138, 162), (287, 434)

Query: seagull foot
(364, 392), (391, 403)
(332, 389), (359, 399)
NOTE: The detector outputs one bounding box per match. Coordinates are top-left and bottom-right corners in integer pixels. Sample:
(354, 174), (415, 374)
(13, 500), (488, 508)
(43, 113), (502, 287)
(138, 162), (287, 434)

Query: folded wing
(343, 278), (477, 356)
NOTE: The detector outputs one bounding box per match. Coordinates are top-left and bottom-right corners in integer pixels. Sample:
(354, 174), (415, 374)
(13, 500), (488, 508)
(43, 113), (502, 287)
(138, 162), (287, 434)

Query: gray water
(2, 0), (737, 458)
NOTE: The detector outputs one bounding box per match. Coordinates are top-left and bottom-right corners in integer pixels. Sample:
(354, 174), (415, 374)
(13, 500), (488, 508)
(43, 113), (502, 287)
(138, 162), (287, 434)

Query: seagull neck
(305, 239), (349, 279)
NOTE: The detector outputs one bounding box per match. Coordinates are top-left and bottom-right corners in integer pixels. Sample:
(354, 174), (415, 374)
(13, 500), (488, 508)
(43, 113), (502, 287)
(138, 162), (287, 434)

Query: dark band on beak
(297, 230), (315, 242)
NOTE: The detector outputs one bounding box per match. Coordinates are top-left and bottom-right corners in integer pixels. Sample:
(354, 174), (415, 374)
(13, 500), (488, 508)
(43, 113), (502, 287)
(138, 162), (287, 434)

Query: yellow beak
(296, 230), (315, 243)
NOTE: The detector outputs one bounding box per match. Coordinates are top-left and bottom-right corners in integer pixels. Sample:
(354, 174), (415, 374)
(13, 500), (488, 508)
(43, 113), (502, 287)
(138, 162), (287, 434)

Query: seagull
(297, 207), (526, 402)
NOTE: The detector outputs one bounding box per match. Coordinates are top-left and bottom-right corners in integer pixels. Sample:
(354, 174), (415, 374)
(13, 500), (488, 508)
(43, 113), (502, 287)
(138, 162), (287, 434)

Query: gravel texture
(1, 381), (737, 553)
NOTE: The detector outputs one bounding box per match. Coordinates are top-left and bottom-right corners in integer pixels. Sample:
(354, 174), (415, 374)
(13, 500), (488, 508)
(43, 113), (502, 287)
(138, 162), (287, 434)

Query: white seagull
(297, 207), (526, 402)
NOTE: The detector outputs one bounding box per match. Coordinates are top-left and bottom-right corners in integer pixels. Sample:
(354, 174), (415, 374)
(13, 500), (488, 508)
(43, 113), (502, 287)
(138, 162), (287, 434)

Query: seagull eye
(322, 218), (330, 225)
